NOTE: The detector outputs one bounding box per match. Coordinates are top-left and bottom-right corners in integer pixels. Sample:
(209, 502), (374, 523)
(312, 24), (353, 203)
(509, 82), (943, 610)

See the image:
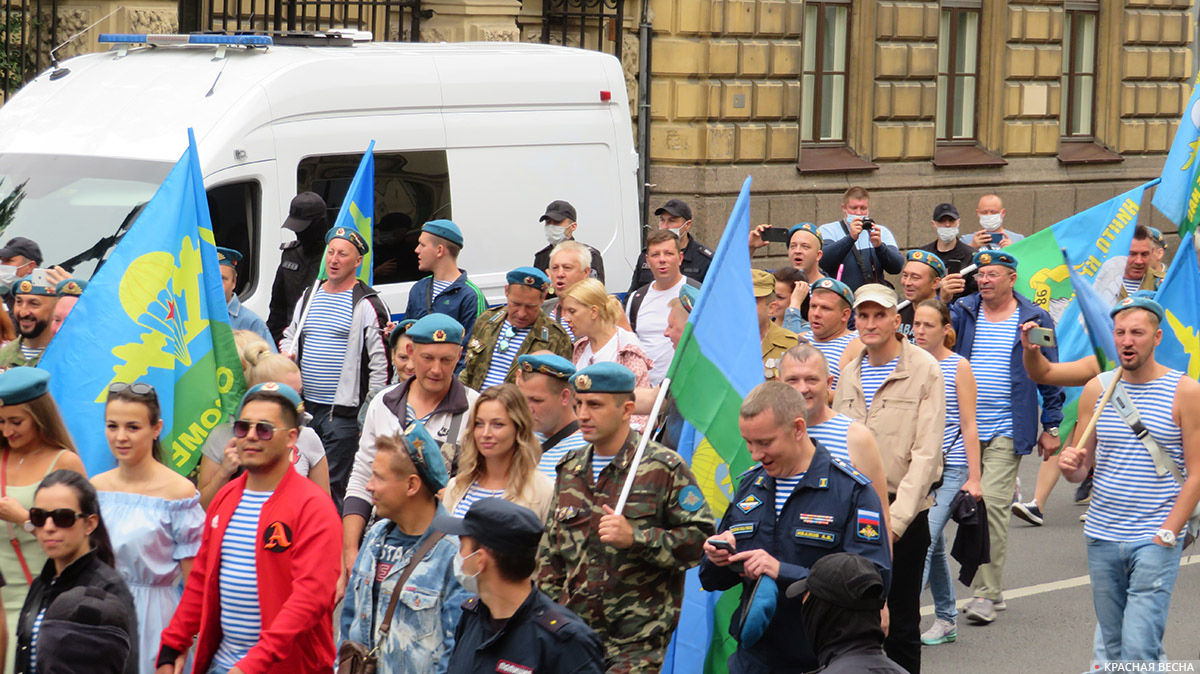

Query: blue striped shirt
(938, 353), (969, 467)
(453, 483), (505, 517)
(807, 331), (858, 389)
(1122, 276), (1142, 296)
(592, 452), (616, 483)
(482, 321), (531, 389)
(859, 356), (898, 410)
(299, 287), (355, 405)
(1085, 370), (1185, 542)
(30, 606), (47, 674)
(775, 473), (806, 516)
(432, 279), (451, 298)
(536, 429), (588, 479)
(808, 414), (853, 464)
(970, 310), (1019, 441)
(214, 490), (272, 669)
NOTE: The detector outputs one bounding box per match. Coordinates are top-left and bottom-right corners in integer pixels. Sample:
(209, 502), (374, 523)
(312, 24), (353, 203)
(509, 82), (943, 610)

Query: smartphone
(990, 231), (1003, 244)
(761, 227), (791, 243)
(707, 538), (744, 573)
(1029, 326), (1056, 347)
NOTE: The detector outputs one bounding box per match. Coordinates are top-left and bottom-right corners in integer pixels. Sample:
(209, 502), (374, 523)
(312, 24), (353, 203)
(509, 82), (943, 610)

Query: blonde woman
(443, 385), (553, 521)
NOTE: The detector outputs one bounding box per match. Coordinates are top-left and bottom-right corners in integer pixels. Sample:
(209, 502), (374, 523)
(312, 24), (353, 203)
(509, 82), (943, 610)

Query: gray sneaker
(994, 598), (1007, 611)
(921, 618), (957, 645)
(964, 597), (997, 624)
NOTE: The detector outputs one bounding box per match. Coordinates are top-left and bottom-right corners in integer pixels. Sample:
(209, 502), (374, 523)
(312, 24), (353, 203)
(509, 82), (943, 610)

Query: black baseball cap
(432, 497), (544, 556)
(282, 192), (328, 232)
(655, 198), (693, 221)
(785, 552), (887, 611)
(539, 200), (577, 223)
(0, 236), (42, 264)
(931, 203), (960, 222)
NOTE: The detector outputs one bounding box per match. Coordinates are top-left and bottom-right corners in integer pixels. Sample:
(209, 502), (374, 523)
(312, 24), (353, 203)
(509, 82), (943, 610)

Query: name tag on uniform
(729, 523), (756, 538)
(794, 528), (836, 544)
(497, 661), (533, 674)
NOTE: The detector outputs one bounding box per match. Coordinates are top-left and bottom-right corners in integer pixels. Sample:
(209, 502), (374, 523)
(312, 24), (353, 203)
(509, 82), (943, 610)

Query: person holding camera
(818, 187), (903, 292)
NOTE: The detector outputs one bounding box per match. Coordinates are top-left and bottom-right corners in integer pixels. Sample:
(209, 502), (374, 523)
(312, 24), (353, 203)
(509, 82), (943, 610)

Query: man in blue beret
(460, 267), (571, 391)
(801, 278), (858, 389)
(515, 353), (586, 477)
(1118, 225), (1166, 301)
(897, 249), (946, 342)
(538, 362), (714, 671)
(0, 275), (58, 369)
(282, 225), (392, 510)
(50, 278), (86, 337)
(344, 313), (481, 574)
(340, 422), (471, 673)
(406, 219), (485, 374)
(217, 246), (276, 352)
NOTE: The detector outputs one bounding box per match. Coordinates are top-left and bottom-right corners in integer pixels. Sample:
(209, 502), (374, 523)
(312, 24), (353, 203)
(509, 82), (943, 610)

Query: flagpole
(614, 377), (672, 516)
(896, 263), (977, 311)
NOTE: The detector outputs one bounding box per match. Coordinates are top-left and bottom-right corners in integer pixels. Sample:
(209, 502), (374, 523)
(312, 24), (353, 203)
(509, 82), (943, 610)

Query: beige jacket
(443, 471), (555, 522)
(833, 335), (945, 537)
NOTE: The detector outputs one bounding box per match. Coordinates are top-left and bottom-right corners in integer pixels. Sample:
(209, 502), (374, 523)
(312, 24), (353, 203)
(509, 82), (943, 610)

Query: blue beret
(422, 219), (464, 247)
(13, 277), (55, 297)
(239, 382), (304, 417)
(1111, 294), (1165, 322)
(54, 279), (87, 297)
(679, 284), (700, 313)
(408, 314), (464, 346)
(215, 247), (243, 268)
(905, 249), (946, 277)
(571, 362), (636, 394)
(404, 419), (449, 492)
(325, 226), (369, 255)
(0, 367), (50, 406)
(388, 318), (418, 350)
(787, 222), (822, 245)
(506, 266), (551, 294)
(811, 277), (855, 308)
(517, 353), (576, 380)
(738, 576), (778, 648)
(973, 249), (1017, 271)
(1148, 227), (1165, 245)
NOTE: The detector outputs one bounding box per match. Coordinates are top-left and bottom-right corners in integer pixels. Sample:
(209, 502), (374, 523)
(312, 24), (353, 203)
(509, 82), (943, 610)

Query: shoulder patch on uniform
(832, 456), (871, 485)
(855, 509), (881, 542)
(736, 465), (760, 481)
(698, 246), (713, 257)
(677, 485), (705, 512)
(535, 605), (573, 636)
(735, 494), (763, 514)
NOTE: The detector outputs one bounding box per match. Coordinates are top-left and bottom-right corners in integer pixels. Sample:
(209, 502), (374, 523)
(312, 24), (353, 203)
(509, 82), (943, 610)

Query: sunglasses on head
(108, 382), (157, 398)
(28, 507), (85, 528)
(233, 420), (277, 440)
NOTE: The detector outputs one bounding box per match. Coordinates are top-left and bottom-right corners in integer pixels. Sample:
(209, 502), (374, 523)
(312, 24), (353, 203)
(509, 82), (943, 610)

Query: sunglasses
(233, 420), (277, 440)
(28, 507), (86, 528)
(498, 324), (516, 353)
(108, 382), (157, 398)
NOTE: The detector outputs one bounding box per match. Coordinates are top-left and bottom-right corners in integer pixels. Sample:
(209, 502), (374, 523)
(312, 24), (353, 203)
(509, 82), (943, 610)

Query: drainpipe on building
(636, 0), (652, 240)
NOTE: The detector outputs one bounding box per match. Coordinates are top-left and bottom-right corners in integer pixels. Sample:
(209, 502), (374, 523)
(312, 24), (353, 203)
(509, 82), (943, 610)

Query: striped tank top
(809, 331), (858, 389)
(938, 353), (968, 467)
(453, 483), (506, 517)
(535, 429), (588, 479)
(970, 310), (1019, 442)
(808, 414), (853, 464)
(299, 287), (355, 405)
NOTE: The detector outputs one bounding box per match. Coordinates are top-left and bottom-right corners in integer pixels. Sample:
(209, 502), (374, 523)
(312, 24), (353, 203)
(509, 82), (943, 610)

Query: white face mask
(979, 214), (1003, 231)
(544, 225), (569, 246)
(453, 549), (481, 595)
(937, 226), (960, 244)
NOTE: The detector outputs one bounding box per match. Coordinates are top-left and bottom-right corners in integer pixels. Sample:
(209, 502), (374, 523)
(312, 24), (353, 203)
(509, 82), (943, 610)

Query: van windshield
(0, 154), (173, 279)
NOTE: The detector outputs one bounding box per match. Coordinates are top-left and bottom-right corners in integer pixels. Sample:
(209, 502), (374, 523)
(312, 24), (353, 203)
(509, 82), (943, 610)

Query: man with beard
(0, 276), (58, 369)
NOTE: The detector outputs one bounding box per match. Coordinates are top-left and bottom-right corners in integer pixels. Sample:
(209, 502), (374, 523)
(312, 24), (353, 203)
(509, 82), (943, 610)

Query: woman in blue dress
(91, 383), (203, 674)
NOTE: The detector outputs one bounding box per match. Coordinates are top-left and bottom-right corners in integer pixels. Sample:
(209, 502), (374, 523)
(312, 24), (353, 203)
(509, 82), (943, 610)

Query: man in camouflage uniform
(537, 362), (715, 673)
(0, 275), (58, 370)
(460, 266), (572, 390)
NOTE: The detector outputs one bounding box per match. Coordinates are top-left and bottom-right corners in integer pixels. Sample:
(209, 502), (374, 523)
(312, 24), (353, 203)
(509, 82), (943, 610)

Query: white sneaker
(921, 618), (957, 645)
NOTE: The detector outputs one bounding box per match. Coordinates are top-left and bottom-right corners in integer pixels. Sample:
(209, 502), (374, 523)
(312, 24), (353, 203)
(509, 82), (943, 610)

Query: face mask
(544, 225), (569, 246)
(846, 213), (868, 224)
(453, 549), (481, 595)
(0, 265), (17, 289)
(979, 214), (1003, 231)
(937, 226), (960, 244)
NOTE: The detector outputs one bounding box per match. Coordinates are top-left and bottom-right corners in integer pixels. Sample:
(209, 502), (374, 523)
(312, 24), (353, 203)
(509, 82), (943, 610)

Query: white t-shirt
(629, 277), (688, 386)
(578, 328), (640, 368)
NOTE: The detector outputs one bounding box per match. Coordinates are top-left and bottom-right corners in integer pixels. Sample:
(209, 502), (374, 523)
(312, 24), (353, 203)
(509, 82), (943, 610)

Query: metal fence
(203, 0), (427, 42)
(541, 0), (624, 57)
(0, 0), (57, 100)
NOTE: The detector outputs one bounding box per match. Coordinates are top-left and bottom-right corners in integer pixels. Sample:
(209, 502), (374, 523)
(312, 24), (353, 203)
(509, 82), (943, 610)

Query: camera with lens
(860, 217), (875, 231)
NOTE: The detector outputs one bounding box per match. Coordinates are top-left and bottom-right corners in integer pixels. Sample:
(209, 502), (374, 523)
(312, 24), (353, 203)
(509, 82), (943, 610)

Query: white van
(0, 35), (640, 318)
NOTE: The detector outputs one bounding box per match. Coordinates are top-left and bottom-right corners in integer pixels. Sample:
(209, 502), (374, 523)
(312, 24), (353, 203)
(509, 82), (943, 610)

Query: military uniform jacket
(626, 236), (713, 295)
(536, 431), (715, 658)
(459, 307), (572, 390)
(697, 442), (893, 673)
(448, 586), (606, 674)
(762, 321), (799, 381)
(1117, 267), (1165, 300)
(0, 337), (40, 370)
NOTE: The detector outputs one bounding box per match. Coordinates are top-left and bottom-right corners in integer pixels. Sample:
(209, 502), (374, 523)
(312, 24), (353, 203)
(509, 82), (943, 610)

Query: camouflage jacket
(459, 307), (572, 390)
(536, 430), (715, 659)
(0, 338), (40, 371)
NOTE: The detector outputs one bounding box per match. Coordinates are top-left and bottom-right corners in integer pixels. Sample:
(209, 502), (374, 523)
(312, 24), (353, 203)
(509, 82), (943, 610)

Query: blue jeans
(1086, 536), (1182, 662)
(922, 463), (969, 622)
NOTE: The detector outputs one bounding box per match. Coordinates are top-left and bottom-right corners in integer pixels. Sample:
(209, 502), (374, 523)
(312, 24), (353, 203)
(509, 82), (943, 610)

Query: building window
(936, 7), (980, 142)
(1061, 6), (1098, 138)
(801, 1), (850, 145)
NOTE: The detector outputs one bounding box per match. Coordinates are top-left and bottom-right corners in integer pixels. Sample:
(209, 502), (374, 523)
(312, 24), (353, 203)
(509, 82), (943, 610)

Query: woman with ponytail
(92, 383), (202, 674)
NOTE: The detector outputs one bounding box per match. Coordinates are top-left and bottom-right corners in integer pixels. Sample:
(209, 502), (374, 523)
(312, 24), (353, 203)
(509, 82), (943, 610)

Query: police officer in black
(699, 381), (892, 674)
(626, 198), (713, 295)
(435, 498), (605, 674)
(267, 192), (330, 343)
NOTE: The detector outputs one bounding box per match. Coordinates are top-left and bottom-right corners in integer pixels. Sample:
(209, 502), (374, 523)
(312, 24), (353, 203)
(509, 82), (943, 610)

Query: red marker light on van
(600, 91), (612, 101)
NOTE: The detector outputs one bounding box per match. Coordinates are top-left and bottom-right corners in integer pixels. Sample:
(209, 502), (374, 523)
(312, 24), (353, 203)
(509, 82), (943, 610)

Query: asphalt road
(920, 456), (1200, 674)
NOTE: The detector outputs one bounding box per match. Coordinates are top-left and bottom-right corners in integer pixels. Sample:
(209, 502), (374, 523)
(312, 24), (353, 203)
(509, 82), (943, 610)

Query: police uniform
(698, 441), (892, 674)
(267, 192), (328, 343)
(754, 270), (798, 380)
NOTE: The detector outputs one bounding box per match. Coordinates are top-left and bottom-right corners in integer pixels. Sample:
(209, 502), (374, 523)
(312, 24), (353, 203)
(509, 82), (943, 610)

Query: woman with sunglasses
(0, 368), (85, 671)
(92, 382), (203, 674)
(16, 469), (135, 674)
(443, 384), (553, 521)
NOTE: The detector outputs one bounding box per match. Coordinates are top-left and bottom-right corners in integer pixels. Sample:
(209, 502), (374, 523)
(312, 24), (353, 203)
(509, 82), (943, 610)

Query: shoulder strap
(627, 286), (649, 333)
(840, 220), (870, 280)
(1096, 371), (1180, 482)
(377, 530), (447, 639)
(446, 410), (466, 446)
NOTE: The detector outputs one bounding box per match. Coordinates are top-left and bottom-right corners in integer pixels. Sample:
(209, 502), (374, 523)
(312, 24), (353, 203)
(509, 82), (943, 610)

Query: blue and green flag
(319, 140), (375, 284)
(1152, 68), (1200, 237)
(1155, 230), (1200, 378)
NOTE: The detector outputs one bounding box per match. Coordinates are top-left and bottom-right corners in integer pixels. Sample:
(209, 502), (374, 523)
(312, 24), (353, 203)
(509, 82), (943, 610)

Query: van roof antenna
(50, 6), (126, 69)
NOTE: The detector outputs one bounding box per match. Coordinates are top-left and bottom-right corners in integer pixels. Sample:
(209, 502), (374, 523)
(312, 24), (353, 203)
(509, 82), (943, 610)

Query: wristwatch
(1045, 427), (1060, 438)
(1157, 529), (1177, 546)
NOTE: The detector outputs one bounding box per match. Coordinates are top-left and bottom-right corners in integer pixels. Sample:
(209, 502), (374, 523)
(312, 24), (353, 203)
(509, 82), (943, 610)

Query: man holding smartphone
(964, 194), (1024, 250)
(919, 203), (977, 302)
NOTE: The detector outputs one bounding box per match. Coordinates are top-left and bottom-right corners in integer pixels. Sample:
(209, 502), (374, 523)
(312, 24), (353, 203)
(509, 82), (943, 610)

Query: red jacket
(158, 467), (341, 673)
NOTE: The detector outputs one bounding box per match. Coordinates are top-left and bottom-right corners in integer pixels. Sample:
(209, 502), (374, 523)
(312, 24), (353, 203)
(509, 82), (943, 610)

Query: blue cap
(571, 362), (636, 394)
(422, 219), (464, 247)
(517, 353), (576, 380)
(13, 277), (55, 297)
(215, 247), (243, 268)
(506, 266), (551, 294)
(325, 226), (369, 255)
(0, 367), (50, 406)
(54, 279), (87, 297)
(811, 277), (855, 308)
(407, 314), (464, 346)
(239, 382), (304, 417)
(787, 222), (822, 245)
(905, 249), (946, 277)
(973, 249), (1018, 271)
(404, 419), (449, 492)
(738, 576), (778, 648)
(679, 284), (700, 313)
(388, 318), (418, 350)
(1111, 294), (1165, 322)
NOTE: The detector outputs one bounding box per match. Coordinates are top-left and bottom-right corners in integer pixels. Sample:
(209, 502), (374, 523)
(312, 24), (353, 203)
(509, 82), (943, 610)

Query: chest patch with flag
(856, 509), (881, 541)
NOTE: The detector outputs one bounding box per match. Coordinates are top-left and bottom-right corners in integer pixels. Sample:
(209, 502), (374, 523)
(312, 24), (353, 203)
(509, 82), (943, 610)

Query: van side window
(207, 181), (261, 296)
(297, 151), (452, 286)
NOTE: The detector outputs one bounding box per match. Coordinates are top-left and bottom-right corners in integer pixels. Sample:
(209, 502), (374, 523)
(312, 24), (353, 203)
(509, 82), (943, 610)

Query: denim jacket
(339, 509), (470, 674)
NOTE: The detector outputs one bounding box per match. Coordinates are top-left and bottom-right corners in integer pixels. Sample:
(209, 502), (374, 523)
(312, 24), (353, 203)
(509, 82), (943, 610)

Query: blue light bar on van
(97, 34), (273, 46)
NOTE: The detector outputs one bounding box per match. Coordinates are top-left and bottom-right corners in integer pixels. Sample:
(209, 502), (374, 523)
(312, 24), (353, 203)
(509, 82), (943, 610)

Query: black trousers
(884, 508), (931, 674)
